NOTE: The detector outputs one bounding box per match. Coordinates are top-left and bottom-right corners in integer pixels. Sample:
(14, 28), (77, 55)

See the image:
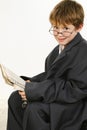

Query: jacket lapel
(51, 49), (66, 66)
(50, 33), (82, 68)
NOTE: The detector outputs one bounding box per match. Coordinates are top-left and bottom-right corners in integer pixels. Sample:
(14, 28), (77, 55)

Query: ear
(77, 24), (83, 32)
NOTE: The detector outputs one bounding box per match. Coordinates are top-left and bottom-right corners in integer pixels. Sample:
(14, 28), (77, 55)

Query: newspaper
(0, 64), (25, 91)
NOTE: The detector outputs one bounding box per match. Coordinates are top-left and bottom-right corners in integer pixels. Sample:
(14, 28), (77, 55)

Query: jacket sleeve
(25, 60), (87, 103)
(20, 72), (46, 82)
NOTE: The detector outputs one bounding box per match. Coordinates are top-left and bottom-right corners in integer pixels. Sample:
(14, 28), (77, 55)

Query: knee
(8, 91), (21, 106)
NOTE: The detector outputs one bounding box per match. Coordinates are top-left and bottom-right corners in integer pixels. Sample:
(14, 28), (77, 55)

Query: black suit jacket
(22, 33), (87, 130)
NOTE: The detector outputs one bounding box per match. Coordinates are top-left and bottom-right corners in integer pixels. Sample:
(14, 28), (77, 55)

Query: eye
(64, 27), (69, 30)
(53, 26), (58, 30)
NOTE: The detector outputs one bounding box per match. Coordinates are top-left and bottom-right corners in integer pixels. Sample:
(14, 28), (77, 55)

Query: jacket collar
(51, 33), (83, 66)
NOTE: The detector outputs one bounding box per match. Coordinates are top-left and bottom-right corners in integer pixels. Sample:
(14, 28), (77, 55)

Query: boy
(7, 0), (87, 130)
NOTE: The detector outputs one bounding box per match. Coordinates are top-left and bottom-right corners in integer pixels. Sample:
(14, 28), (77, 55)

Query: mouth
(58, 38), (66, 42)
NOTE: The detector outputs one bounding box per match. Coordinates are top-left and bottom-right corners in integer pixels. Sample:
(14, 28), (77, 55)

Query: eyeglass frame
(49, 26), (75, 37)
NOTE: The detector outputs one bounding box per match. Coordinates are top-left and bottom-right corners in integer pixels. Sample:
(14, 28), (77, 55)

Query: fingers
(18, 91), (27, 100)
(26, 80), (30, 82)
(18, 91), (25, 95)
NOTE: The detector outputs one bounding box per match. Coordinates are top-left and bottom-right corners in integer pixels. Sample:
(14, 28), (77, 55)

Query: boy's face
(50, 24), (82, 46)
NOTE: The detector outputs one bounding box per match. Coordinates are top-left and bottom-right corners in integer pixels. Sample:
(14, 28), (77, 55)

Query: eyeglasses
(49, 26), (74, 37)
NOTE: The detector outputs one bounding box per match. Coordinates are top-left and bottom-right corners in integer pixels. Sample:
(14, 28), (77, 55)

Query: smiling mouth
(58, 38), (66, 41)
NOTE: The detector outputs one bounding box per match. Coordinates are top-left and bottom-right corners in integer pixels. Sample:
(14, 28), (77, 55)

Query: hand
(26, 80), (30, 82)
(18, 80), (30, 100)
(18, 90), (28, 108)
(18, 91), (27, 101)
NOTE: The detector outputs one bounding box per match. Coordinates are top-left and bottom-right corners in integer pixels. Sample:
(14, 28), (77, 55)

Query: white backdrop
(0, 0), (87, 97)
(0, 0), (87, 129)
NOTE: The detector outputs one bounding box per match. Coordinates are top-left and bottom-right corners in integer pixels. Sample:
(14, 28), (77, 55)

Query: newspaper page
(0, 64), (25, 91)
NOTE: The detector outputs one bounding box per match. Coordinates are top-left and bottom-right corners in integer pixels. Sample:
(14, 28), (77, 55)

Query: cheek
(64, 38), (72, 44)
(67, 35), (76, 42)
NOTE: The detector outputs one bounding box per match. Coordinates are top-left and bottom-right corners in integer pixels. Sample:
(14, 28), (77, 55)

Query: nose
(56, 28), (64, 36)
(57, 32), (63, 34)
(57, 31), (63, 36)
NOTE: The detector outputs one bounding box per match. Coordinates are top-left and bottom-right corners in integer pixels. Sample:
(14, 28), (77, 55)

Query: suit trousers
(7, 91), (50, 130)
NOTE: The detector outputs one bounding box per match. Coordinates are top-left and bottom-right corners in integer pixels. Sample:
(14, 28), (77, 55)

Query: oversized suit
(7, 33), (87, 130)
